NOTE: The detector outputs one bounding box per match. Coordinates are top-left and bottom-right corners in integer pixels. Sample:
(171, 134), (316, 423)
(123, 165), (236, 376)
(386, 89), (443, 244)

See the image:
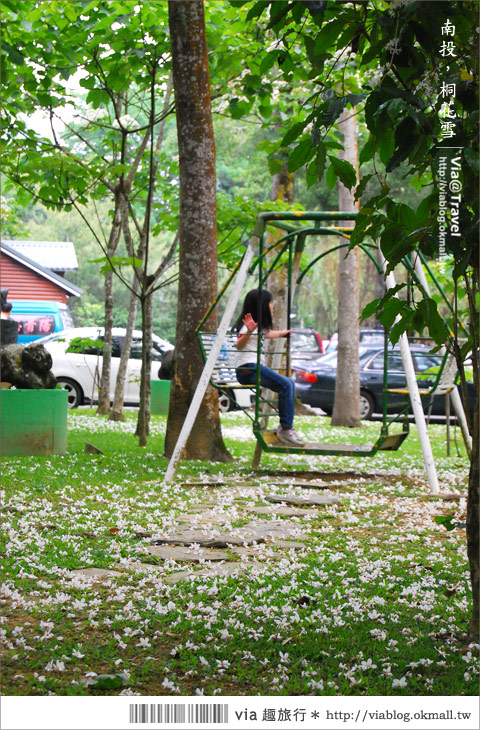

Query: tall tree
(164, 0), (231, 462)
(331, 108), (361, 427)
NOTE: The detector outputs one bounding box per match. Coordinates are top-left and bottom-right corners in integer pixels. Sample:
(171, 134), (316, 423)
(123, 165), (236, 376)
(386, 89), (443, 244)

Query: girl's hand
(243, 313), (257, 333)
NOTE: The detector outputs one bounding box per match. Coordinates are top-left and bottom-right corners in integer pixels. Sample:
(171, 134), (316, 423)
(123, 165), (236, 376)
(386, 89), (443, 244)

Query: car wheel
(321, 406), (333, 416)
(57, 377), (83, 409)
(359, 390), (374, 420)
(218, 389), (235, 413)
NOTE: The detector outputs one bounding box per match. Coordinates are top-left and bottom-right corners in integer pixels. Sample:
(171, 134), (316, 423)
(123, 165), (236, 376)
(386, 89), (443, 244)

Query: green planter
(150, 379), (171, 415)
(0, 389), (68, 456)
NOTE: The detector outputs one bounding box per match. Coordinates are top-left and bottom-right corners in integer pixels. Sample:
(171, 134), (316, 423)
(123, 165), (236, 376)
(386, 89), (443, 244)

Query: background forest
(2, 0), (427, 345)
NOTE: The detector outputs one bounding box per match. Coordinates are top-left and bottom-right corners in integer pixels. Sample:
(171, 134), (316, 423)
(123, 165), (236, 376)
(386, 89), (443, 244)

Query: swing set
(165, 211), (471, 490)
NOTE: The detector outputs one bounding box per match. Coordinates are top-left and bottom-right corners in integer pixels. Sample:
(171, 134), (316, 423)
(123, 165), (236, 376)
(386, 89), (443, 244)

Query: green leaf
(314, 17), (346, 55)
(246, 1), (269, 21)
(281, 121), (307, 147)
(359, 137), (375, 166)
(287, 138), (314, 173)
(66, 337), (103, 354)
(325, 162), (337, 191)
(3, 43), (24, 66)
(328, 156), (357, 190)
(268, 157), (284, 175)
(259, 52), (277, 75)
(354, 173), (372, 202)
(63, 3), (78, 22)
(361, 298), (381, 321)
(378, 130), (395, 167)
(434, 515), (456, 531)
(315, 143), (326, 180)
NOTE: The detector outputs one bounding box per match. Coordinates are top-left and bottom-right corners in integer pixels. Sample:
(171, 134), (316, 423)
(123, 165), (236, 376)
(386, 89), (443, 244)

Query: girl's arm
(236, 314), (257, 350)
(266, 329), (291, 339)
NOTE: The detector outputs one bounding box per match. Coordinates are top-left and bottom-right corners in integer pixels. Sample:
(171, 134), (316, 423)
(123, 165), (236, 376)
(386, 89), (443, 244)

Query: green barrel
(150, 380), (171, 415)
(0, 389), (68, 456)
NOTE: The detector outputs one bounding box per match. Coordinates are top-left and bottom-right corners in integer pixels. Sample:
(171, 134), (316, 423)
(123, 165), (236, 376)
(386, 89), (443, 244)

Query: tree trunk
(136, 289), (154, 446)
(331, 108), (361, 427)
(467, 394), (479, 639)
(164, 0), (231, 462)
(110, 277), (139, 421)
(466, 267), (479, 639)
(96, 202), (122, 415)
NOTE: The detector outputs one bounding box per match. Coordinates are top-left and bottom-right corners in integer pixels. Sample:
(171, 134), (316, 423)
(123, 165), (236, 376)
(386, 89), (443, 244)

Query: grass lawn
(1, 409), (477, 697)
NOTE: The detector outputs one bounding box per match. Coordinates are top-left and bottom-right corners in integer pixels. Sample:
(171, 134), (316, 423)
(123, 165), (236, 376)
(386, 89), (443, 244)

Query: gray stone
(249, 506), (316, 517)
(0, 343), (56, 390)
(69, 568), (123, 579)
(240, 521), (307, 540)
(81, 672), (129, 689)
(85, 442), (104, 455)
(266, 494), (340, 507)
(151, 528), (264, 548)
(147, 545), (230, 562)
(165, 563), (248, 583)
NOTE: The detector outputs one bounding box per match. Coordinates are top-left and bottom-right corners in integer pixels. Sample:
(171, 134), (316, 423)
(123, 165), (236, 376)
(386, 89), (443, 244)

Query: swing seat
(256, 427), (409, 455)
(376, 430), (409, 450)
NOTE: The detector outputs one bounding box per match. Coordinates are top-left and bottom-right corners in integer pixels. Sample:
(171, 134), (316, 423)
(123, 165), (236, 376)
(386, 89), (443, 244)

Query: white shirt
(234, 326), (266, 368)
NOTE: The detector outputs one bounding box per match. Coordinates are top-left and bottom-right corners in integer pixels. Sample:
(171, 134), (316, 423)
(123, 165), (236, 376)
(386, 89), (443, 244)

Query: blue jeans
(236, 363), (295, 429)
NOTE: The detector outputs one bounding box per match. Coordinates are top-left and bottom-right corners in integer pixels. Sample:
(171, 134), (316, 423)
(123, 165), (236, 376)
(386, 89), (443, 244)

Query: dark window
(130, 337), (143, 360)
(367, 352), (404, 372)
(12, 315), (56, 336)
(414, 354), (442, 372)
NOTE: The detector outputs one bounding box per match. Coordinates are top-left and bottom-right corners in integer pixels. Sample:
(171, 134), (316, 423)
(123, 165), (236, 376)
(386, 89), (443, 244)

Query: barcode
(129, 703), (228, 724)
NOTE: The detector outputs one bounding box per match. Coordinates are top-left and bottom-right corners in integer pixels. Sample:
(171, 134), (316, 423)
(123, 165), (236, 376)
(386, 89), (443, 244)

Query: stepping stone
(240, 521), (307, 540)
(69, 568), (123, 580)
(165, 563), (248, 584)
(291, 481), (345, 490)
(147, 545), (230, 562)
(151, 528), (264, 548)
(266, 494), (340, 507)
(231, 542), (305, 556)
(249, 506), (315, 517)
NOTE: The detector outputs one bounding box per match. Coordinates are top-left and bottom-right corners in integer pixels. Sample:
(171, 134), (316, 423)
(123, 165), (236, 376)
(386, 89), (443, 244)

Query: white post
(413, 254), (472, 457)
(382, 255), (439, 493)
(450, 388), (473, 457)
(164, 237), (258, 483)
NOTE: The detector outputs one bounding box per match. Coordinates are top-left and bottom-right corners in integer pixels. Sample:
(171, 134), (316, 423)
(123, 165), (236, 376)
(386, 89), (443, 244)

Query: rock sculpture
(0, 343), (57, 390)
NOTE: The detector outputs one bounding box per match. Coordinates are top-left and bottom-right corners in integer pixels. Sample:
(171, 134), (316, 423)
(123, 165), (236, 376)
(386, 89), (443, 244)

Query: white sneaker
(275, 427), (306, 447)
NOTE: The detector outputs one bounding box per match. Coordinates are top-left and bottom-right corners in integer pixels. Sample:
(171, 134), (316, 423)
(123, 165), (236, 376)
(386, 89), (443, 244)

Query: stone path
(69, 480), (343, 584)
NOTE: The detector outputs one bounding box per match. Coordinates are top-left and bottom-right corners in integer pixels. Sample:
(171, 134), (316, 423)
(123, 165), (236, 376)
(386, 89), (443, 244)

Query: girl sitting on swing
(234, 288), (305, 447)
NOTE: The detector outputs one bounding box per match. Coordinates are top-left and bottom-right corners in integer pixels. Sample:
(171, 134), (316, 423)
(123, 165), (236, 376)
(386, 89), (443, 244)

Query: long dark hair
(234, 288), (273, 332)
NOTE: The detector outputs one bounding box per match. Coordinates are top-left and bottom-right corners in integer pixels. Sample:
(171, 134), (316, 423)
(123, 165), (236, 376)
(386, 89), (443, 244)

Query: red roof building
(1, 242), (82, 303)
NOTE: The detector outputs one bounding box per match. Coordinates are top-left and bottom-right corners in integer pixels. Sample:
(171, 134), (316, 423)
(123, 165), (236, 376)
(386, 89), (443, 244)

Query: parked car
(36, 327), (173, 408)
(325, 328), (384, 353)
(293, 344), (475, 420)
(10, 300), (75, 344)
(290, 328), (324, 361)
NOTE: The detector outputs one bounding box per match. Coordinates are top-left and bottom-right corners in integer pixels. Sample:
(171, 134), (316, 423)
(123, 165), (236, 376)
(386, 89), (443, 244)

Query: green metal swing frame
(196, 211), (453, 457)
